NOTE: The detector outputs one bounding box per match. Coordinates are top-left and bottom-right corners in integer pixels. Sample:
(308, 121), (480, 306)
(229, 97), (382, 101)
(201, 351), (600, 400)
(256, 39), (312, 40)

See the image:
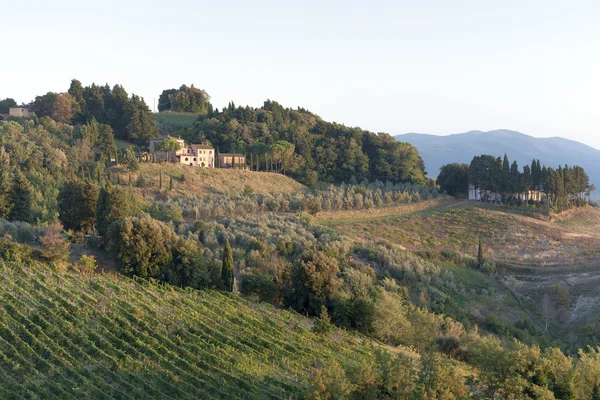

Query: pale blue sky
(2, 0), (599, 148)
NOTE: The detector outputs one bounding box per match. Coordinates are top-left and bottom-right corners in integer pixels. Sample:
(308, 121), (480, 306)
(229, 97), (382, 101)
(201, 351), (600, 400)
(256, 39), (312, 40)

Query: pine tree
(477, 237), (485, 267)
(221, 239), (234, 292)
(313, 305), (333, 334)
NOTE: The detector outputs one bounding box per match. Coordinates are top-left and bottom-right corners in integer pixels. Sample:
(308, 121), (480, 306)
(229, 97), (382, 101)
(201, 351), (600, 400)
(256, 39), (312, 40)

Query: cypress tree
(477, 237), (485, 267)
(159, 169), (162, 189)
(169, 176), (173, 191)
(592, 383), (600, 400)
(221, 239), (234, 292)
(501, 154), (510, 197)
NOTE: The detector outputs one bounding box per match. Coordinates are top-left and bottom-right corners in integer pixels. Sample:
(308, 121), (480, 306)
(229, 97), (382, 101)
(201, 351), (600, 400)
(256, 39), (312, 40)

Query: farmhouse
(150, 135), (215, 167)
(180, 144), (215, 167)
(219, 153), (245, 168)
(9, 104), (33, 118)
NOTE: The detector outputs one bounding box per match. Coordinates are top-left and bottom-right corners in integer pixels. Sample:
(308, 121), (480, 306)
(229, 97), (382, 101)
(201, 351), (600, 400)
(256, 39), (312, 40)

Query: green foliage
(0, 97), (17, 113)
(78, 254), (97, 273)
(221, 239), (234, 291)
(9, 169), (33, 223)
(313, 305), (334, 334)
(179, 101), (426, 185)
(95, 185), (142, 237)
(477, 237), (485, 267)
(437, 163), (469, 197)
(58, 180), (99, 233)
(158, 84), (211, 113)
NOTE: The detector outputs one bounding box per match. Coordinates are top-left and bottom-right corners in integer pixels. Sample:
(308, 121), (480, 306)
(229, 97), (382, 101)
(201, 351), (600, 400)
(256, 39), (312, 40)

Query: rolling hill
(395, 130), (600, 197)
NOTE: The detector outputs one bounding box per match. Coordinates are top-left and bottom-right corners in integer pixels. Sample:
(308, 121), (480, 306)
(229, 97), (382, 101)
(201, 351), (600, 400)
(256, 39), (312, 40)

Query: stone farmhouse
(9, 104), (33, 118)
(149, 135), (215, 167)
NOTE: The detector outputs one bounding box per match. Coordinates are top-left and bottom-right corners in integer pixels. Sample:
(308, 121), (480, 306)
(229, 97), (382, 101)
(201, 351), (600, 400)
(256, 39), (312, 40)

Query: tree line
(437, 154), (595, 211)
(32, 79), (157, 142)
(158, 88), (428, 185)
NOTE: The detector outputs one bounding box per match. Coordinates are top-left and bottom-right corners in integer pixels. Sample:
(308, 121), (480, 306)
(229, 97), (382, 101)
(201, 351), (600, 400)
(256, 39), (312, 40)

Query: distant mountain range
(395, 129), (599, 197)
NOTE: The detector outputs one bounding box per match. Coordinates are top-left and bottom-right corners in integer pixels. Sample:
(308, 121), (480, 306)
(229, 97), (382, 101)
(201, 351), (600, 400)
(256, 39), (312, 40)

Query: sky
(2, 0), (599, 148)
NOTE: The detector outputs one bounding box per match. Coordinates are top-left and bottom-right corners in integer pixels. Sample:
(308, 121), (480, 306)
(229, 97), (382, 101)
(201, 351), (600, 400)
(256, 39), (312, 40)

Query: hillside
(152, 112), (199, 131)
(395, 130), (600, 196)
(112, 164), (306, 196)
(324, 202), (600, 267)
(0, 259), (412, 399)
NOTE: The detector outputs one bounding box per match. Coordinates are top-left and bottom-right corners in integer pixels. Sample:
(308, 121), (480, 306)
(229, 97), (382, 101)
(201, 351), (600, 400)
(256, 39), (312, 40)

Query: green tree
(0, 98), (17, 114)
(478, 237), (485, 267)
(97, 123), (116, 162)
(107, 216), (177, 279)
(313, 305), (333, 334)
(437, 163), (469, 197)
(155, 139), (182, 162)
(58, 180), (99, 233)
(501, 153), (510, 196)
(0, 148), (12, 218)
(592, 383), (600, 400)
(95, 185), (141, 237)
(221, 239), (234, 291)
(9, 169), (33, 223)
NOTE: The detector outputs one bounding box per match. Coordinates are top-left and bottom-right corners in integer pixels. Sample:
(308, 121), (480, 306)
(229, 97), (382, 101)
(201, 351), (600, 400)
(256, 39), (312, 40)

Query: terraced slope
(0, 261), (382, 399)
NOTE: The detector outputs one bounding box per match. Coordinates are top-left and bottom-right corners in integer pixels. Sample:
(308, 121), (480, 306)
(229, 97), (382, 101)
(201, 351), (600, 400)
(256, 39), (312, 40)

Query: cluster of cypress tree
(468, 154), (592, 210)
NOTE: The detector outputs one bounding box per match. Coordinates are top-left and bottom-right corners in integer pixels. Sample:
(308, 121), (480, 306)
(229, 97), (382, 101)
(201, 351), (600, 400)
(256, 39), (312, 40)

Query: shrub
(78, 254), (97, 273)
(39, 224), (71, 264)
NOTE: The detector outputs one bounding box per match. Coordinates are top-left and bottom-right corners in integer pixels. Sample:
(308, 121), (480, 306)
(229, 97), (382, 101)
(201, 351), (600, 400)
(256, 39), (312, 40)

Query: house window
(193, 158), (197, 161)
(185, 157), (189, 161)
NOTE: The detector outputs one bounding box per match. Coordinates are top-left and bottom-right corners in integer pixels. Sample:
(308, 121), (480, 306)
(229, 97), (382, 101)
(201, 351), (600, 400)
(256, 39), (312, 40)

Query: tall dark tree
(9, 169), (33, 222)
(58, 180), (99, 233)
(477, 237), (485, 267)
(68, 79), (86, 120)
(0, 148), (12, 218)
(501, 154), (510, 194)
(95, 185), (140, 237)
(221, 239), (234, 292)
(97, 124), (116, 162)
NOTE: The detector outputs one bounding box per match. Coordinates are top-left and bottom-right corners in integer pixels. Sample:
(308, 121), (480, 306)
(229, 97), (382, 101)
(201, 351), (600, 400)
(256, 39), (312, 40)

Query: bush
(39, 224), (71, 264)
(78, 254), (97, 273)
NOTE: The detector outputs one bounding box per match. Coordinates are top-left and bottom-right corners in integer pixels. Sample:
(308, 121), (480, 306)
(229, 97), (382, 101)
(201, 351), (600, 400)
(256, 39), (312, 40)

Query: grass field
(112, 164), (306, 197)
(152, 112), (200, 128)
(0, 260), (402, 399)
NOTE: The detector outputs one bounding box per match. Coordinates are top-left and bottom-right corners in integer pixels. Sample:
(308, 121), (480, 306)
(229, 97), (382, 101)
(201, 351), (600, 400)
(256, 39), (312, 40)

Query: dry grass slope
(326, 203), (600, 267)
(112, 164), (306, 197)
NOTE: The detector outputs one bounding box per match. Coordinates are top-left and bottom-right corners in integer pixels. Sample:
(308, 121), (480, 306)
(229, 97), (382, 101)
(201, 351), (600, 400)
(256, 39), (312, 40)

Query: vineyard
(0, 260), (386, 399)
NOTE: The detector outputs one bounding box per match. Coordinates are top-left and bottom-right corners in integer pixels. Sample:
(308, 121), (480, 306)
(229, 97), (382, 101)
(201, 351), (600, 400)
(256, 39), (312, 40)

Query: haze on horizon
(2, 0), (599, 149)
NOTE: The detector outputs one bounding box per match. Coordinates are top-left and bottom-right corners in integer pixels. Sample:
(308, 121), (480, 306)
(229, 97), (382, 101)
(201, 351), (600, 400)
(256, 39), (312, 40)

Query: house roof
(9, 104), (32, 109)
(220, 153), (245, 157)
(191, 144), (214, 150)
